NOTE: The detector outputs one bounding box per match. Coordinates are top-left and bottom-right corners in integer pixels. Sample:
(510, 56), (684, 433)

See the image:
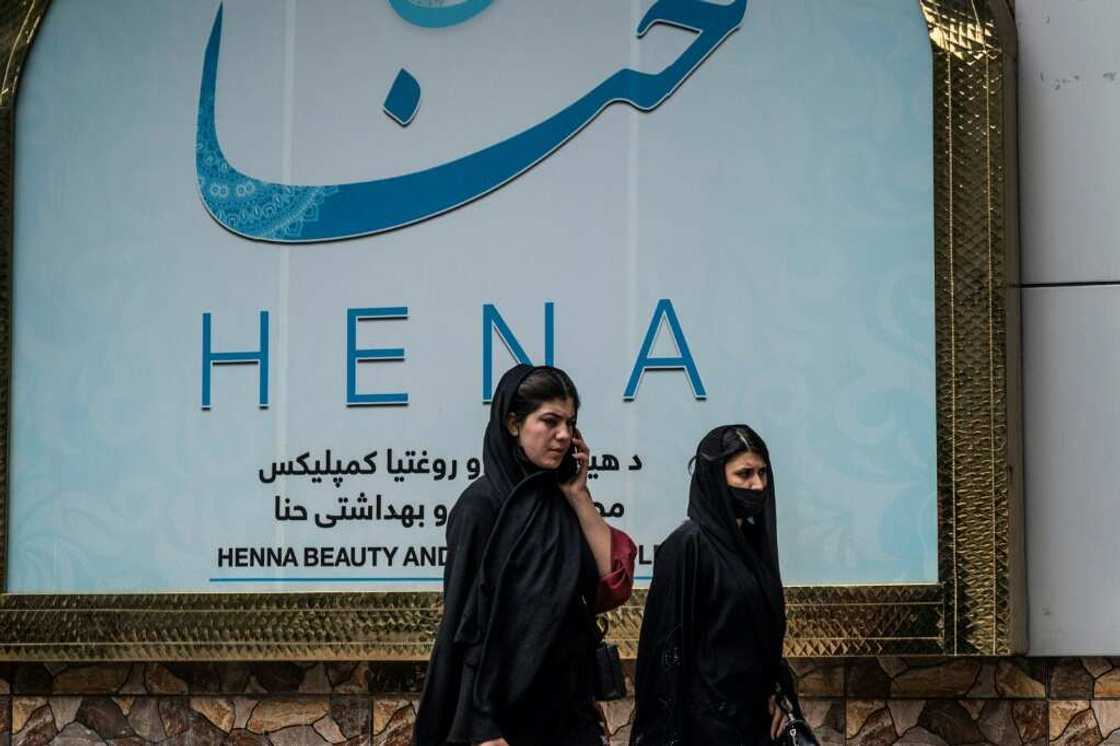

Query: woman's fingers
(571, 432), (590, 472)
(768, 696), (782, 739)
(770, 706), (788, 740)
(572, 427), (590, 453)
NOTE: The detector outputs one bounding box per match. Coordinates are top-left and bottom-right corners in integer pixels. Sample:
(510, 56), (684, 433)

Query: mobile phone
(557, 444), (580, 483)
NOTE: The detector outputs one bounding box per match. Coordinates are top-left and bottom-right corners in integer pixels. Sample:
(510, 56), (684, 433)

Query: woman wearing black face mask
(630, 425), (801, 745)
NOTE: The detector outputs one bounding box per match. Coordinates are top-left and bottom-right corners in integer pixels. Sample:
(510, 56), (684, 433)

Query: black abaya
(414, 365), (603, 746)
(631, 425), (799, 746)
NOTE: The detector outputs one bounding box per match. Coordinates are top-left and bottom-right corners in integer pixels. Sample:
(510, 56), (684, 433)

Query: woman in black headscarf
(415, 364), (635, 746)
(630, 425), (801, 745)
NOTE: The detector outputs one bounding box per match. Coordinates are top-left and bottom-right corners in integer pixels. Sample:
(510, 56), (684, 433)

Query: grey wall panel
(1024, 285), (1120, 654)
(1019, 0), (1120, 283)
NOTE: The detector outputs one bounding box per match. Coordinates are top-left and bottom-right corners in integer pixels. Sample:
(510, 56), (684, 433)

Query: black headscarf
(471, 365), (596, 710)
(631, 424), (792, 745)
(416, 365), (598, 745)
(687, 424), (785, 657)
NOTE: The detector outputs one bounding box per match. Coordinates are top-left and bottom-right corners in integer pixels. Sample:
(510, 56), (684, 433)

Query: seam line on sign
(276, 0), (296, 556)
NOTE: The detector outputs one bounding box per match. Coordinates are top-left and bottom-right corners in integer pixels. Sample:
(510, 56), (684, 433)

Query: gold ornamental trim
(0, 0), (1022, 659)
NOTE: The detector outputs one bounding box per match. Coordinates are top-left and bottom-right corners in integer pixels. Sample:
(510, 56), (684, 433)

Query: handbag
(583, 601), (627, 701)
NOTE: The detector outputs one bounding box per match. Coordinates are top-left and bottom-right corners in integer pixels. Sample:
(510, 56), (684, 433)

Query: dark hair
(689, 426), (767, 472)
(507, 366), (581, 427)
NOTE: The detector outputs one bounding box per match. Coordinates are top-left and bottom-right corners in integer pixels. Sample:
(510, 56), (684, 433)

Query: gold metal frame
(0, 0), (1022, 659)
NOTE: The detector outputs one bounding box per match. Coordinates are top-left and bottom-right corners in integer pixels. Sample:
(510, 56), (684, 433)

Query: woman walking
(631, 424), (801, 745)
(415, 364), (635, 746)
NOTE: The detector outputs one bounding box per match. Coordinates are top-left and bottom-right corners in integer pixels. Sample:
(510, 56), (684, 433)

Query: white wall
(1019, 0), (1120, 654)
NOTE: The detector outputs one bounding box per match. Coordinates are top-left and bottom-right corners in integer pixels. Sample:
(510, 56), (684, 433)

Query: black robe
(415, 365), (604, 746)
(631, 425), (799, 746)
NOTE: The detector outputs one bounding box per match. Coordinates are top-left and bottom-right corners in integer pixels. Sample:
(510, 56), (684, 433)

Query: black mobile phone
(557, 444), (580, 483)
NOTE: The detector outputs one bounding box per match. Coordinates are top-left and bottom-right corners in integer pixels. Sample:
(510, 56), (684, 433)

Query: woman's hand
(769, 695), (790, 741)
(557, 428), (592, 505)
(475, 739), (509, 746)
(557, 428), (613, 576)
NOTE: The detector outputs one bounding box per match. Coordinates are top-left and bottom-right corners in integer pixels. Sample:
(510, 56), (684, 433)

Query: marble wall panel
(5, 663), (423, 697)
(11, 658), (1120, 744)
(9, 694), (370, 746)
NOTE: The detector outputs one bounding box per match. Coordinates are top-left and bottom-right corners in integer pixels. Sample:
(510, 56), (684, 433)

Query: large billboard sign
(8, 0), (936, 595)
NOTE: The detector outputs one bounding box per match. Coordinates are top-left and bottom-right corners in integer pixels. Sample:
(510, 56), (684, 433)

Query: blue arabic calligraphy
(383, 68), (422, 126)
(387, 0), (493, 28)
(195, 0), (747, 242)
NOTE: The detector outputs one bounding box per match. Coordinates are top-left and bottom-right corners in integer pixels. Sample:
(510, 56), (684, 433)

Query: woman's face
(724, 450), (769, 491)
(508, 397), (577, 470)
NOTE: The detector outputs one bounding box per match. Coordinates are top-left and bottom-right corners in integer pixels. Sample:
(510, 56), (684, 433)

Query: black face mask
(728, 487), (767, 522)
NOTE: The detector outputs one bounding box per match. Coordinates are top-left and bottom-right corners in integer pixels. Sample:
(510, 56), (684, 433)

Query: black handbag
(583, 601), (627, 701)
